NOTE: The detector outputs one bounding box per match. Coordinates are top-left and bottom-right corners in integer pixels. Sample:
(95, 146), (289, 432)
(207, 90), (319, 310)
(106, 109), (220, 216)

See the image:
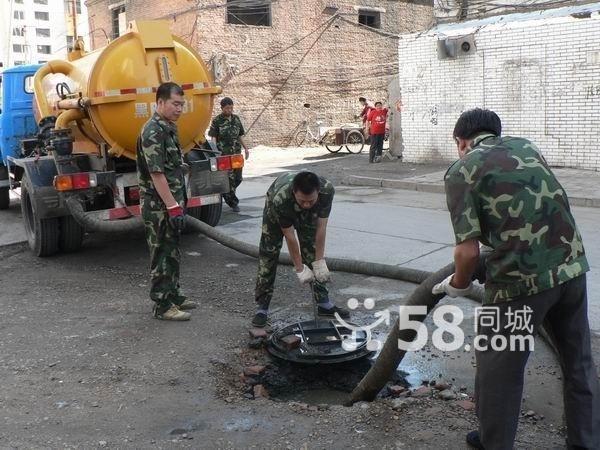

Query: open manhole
(267, 319), (374, 364)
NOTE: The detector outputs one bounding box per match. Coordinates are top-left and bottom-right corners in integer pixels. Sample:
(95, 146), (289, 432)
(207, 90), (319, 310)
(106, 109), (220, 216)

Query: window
(35, 11), (50, 21)
(14, 11), (24, 20)
(14, 61), (25, 66)
(24, 76), (35, 93)
(38, 60), (48, 64)
(358, 9), (381, 29)
(37, 45), (51, 54)
(13, 27), (25, 36)
(64, 0), (82, 14)
(15, 0), (24, 3)
(111, 5), (126, 39)
(36, 28), (50, 38)
(34, 0), (49, 4)
(226, 0), (271, 26)
(66, 36), (74, 50)
(13, 44), (25, 53)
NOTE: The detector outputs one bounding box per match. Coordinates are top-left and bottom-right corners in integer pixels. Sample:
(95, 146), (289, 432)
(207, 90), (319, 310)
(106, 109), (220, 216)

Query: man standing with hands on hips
(434, 108), (599, 450)
(137, 82), (198, 321)
(251, 171), (350, 328)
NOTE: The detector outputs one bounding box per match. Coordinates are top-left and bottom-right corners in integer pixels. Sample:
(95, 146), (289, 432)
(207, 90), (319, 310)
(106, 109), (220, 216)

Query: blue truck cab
(0, 64), (41, 209)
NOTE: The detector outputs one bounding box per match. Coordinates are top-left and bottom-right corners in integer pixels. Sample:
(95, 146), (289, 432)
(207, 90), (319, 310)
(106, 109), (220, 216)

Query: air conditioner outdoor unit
(437, 34), (476, 60)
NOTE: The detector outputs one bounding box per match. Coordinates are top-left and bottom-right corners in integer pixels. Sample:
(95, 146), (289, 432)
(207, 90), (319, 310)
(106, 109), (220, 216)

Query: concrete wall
(398, 9), (600, 170)
(85, 0), (434, 147)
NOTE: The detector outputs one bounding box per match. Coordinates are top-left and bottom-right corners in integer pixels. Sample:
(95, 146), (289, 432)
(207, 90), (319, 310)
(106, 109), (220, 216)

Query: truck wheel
(21, 175), (59, 257)
(187, 196), (223, 229)
(200, 196), (223, 227)
(0, 165), (9, 210)
(0, 187), (9, 210)
(59, 215), (85, 252)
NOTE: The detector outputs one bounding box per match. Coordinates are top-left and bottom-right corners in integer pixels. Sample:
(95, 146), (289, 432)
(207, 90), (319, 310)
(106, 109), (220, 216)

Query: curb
(342, 175), (445, 194)
(342, 175), (600, 208)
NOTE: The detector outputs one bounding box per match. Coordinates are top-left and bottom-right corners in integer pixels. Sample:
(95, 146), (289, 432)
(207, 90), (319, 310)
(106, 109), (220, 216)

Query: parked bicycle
(294, 104), (365, 154)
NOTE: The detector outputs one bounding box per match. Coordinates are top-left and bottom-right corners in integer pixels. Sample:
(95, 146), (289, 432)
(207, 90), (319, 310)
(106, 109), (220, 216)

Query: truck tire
(0, 165), (9, 210)
(187, 196), (223, 229)
(21, 175), (60, 257)
(59, 215), (85, 252)
(0, 188), (9, 210)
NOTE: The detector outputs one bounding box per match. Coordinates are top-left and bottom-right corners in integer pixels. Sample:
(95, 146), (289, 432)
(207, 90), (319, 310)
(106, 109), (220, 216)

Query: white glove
(296, 264), (315, 285)
(432, 274), (474, 298)
(312, 259), (330, 283)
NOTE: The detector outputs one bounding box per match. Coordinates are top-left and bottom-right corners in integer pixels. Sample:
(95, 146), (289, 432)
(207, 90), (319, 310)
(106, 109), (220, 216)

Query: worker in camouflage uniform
(208, 97), (249, 213)
(137, 82), (197, 321)
(433, 109), (599, 450)
(251, 171), (350, 327)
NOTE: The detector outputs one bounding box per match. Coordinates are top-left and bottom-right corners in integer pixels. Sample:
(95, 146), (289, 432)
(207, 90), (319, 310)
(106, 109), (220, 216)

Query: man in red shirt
(366, 102), (388, 163)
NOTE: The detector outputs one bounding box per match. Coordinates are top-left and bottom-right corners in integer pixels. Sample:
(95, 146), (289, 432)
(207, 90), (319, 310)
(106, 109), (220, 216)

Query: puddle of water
(277, 388), (350, 405)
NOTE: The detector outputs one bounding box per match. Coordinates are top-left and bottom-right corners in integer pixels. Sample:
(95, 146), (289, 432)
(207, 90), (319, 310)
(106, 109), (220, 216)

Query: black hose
(67, 196), (556, 356)
(66, 197), (144, 234)
(66, 196), (476, 297)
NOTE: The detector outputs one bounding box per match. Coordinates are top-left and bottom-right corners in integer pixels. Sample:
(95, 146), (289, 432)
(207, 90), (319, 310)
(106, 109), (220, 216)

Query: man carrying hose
(137, 82), (197, 321)
(252, 171), (350, 328)
(434, 108), (599, 449)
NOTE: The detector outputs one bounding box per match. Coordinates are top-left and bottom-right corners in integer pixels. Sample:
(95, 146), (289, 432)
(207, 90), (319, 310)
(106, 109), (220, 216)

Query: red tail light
(217, 156), (232, 171)
(54, 173), (97, 191)
(71, 173), (91, 189)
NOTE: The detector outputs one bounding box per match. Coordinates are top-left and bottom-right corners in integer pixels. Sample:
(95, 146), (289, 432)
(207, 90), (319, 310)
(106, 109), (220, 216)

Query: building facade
(85, 0), (434, 146)
(1, 0), (90, 68)
(397, 2), (600, 170)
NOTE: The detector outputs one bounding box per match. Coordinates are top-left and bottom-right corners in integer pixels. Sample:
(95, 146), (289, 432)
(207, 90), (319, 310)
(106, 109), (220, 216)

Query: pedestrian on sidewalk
(251, 171), (350, 328)
(433, 108), (600, 450)
(366, 101), (388, 163)
(137, 82), (198, 321)
(208, 97), (249, 213)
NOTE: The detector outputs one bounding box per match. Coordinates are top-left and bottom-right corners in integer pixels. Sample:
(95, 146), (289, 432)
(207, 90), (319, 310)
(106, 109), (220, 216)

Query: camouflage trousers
(223, 168), (243, 208)
(255, 202), (328, 309)
(142, 195), (186, 314)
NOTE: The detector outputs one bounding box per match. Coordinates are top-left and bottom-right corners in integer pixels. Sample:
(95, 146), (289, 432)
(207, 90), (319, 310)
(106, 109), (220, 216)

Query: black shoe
(251, 312), (268, 328)
(231, 205), (240, 213)
(317, 305), (350, 319)
(466, 431), (484, 449)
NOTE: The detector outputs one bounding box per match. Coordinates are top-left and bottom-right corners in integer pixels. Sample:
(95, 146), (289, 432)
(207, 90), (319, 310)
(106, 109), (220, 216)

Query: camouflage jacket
(137, 112), (186, 206)
(208, 113), (245, 155)
(444, 133), (589, 304)
(265, 172), (335, 229)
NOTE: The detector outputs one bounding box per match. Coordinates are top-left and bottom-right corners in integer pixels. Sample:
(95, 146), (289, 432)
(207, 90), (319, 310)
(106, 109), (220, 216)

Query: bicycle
(294, 104), (365, 154)
(293, 120), (366, 154)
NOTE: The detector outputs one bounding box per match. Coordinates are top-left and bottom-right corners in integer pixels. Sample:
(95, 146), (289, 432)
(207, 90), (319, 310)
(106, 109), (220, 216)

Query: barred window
(226, 0), (271, 27)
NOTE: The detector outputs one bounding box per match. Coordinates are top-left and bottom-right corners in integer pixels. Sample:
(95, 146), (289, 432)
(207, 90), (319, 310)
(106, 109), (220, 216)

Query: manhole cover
(268, 319), (374, 364)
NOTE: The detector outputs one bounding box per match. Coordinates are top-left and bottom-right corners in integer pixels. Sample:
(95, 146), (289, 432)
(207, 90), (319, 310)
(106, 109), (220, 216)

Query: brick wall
(85, 0), (434, 147)
(398, 11), (600, 170)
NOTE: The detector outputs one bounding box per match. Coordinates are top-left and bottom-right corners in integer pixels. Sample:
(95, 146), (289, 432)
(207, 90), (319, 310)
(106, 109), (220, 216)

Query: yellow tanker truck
(4, 21), (240, 256)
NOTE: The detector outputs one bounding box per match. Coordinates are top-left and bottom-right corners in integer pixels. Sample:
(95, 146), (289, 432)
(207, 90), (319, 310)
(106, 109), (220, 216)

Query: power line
(245, 14), (338, 133)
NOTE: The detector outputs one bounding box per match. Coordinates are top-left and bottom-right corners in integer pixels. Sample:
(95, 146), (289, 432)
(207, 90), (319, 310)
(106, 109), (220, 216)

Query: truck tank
(34, 20), (221, 160)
